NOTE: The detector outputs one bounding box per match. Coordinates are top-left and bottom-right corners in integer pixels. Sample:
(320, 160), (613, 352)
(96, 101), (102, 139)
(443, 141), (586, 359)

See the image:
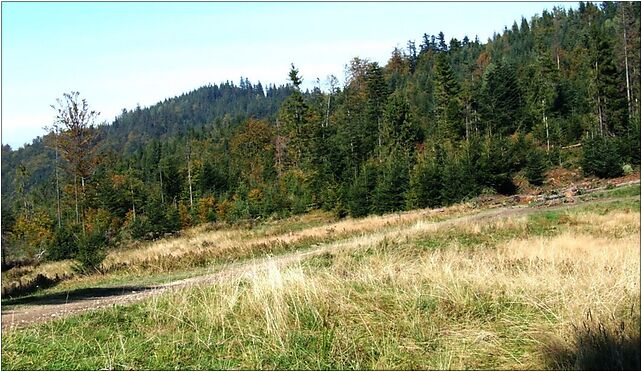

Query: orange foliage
(198, 196), (217, 223)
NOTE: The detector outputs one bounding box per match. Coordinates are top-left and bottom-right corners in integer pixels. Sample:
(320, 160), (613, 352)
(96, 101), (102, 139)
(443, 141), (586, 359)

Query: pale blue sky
(2, 1), (574, 149)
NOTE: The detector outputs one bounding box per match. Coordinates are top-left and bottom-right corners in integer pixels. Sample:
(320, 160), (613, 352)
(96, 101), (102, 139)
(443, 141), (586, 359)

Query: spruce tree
(525, 146), (548, 185)
(479, 61), (524, 136)
(593, 25), (628, 135)
(582, 135), (624, 178)
(434, 53), (462, 139)
(372, 146), (410, 214)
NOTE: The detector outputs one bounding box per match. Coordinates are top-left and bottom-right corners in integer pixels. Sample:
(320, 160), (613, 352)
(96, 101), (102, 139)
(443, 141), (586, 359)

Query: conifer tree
(592, 24), (628, 136)
(365, 62), (389, 153)
(479, 61), (524, 136)
(434, 53), (462, 139)
(372, 145), (410, 214)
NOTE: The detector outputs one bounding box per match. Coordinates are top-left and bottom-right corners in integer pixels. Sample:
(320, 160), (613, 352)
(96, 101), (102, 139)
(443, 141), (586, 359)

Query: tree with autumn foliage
(48, 92), (108, 272)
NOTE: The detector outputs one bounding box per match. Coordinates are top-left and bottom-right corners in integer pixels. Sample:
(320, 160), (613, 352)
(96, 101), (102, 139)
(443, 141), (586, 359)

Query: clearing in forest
(1, 189), (640, 370)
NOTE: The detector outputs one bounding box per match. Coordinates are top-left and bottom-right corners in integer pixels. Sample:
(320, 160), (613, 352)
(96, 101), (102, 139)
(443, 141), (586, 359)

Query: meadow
(1, 187), (639, 370)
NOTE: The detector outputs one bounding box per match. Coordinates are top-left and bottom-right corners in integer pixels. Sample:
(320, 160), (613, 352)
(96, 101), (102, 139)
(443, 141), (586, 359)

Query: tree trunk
(465, 102), (470, 142)
(129, 167), (136, 222)
(377, 118), (382, 161)
(54, 144), (61, 229)
(275, 119), (283, 179)
(187, 152), (194, 209)
(159, 165), (164, 204)
(543, 99), (550, 154)
(74, 175), (79, 225)
(597, 97), (604, 136)
(595, 61), (604, 136)
(545, 116), (550, 154)
(131, 184), (136, 222)
(325, 94), (331, 128)
(623, 18), (632, 118)
(1, 238), (6, 268)
(80, 176), (86, 235)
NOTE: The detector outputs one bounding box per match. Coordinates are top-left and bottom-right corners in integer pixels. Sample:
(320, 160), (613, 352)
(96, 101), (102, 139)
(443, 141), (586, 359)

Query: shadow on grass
(2, 285), (156, 307)
(1, 274), (67, 299)
(542, 313), (641, 370)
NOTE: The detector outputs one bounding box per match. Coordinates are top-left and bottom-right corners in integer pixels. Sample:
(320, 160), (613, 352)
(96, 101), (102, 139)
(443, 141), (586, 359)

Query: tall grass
(3, 202), (639, 370)
(2, 203), (472, 298)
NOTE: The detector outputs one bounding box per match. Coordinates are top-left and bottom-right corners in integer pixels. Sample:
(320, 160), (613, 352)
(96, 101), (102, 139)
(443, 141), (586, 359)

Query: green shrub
(622, 164), (633, 175)
(525, 147), (548, 186)
(582, 136), (623, 179)
(73, 228), (109, 274)
(46, 225), (78, 261)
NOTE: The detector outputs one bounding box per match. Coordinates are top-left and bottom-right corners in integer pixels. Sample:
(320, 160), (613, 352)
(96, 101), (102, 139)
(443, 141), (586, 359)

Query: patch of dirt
(536, 167), (640, 195)
(474, 171), (640, 209)
(544, 167), (585, 190)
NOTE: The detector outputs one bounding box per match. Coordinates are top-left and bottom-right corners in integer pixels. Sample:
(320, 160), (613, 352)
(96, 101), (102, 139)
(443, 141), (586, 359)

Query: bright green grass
(580, 183), (640, 199)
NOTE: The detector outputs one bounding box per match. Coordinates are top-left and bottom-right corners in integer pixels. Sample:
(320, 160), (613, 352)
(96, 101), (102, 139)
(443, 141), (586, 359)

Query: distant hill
(103, 81), (293, 154)
(1, 80), (293, 199)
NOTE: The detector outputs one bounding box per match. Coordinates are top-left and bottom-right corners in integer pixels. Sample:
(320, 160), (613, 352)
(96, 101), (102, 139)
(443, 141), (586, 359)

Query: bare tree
(621, 3), (632, 119)
(325, 74), (339, 129)
(51, 92), (99, 232)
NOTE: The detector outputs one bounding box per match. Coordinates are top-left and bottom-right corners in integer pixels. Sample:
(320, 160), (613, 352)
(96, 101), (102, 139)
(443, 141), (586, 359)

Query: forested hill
(103, 81), (293, 154)
(2, 2), (640, 265)
(1, 80), (293, 199)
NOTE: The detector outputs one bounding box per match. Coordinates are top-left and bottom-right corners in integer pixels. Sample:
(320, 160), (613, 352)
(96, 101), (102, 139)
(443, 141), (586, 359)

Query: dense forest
(2, 2), (640, 269)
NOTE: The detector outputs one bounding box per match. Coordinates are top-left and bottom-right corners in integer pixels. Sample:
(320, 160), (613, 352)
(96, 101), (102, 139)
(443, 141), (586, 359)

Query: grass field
(2, 203), (473, 303)
(1, 191), (639, 370)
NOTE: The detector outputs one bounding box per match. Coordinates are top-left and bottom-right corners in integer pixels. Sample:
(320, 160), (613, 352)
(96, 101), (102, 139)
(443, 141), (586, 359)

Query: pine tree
(277, 65), (310, 169)
(406, 144), (444, 209)
(365, 62), (389, 153)
(479, 61), (524, 136)
(525, 146), (548, 185)
(382, 92), (421, 147)
(437, 31), (448, 52)
(582, 135), (624, 178)
(593, 24), (628, 136)
(372, 146), (410, 214)
(434, 53), (462, 139)
(347, 161), (377, 217)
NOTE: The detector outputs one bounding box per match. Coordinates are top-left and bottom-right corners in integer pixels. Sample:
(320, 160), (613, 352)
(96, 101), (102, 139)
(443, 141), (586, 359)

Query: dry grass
(2, 203), (473, 296)
(1, 260), (76, 297)
(103, 202), (471, 268)
(2, 200), (639, 370)
(129, 205), (639, 369)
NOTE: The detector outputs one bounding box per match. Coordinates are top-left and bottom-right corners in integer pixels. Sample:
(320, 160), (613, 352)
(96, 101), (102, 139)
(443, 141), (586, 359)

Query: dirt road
(2, 196), (637, 331)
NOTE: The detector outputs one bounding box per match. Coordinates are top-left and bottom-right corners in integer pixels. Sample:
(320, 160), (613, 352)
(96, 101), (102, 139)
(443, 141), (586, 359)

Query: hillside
(1, 81), (292, 201)
(1, 1), (640, 280)
(2, 2), (641, 369)
(1, 185), (639, 369)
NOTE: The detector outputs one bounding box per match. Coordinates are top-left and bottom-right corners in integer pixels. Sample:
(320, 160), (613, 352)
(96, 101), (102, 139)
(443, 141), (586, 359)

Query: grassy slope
(2, 204), (472, 304)
(4, 184), (638, 303)
(1, 194), (639, 370)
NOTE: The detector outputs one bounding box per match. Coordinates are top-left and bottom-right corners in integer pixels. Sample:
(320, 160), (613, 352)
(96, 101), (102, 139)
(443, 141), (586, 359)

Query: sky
(2, 1), (574, 149)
